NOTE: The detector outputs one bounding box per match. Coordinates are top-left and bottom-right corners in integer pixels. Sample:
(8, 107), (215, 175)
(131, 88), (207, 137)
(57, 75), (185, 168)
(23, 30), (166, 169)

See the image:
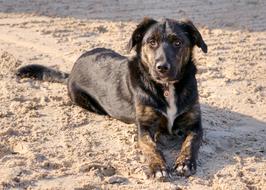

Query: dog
(16, 17), (207, 179)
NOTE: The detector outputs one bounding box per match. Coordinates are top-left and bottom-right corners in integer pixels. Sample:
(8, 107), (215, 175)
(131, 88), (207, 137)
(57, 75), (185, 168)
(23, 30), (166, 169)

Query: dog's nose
(156, 63), (170, 74)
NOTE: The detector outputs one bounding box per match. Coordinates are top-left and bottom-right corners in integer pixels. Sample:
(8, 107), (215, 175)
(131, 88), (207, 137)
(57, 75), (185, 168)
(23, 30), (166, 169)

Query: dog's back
(68, 48), (136, 123)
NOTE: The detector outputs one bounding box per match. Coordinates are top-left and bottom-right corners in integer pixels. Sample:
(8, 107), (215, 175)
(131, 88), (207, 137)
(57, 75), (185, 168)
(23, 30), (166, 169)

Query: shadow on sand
(166, 104), (266, 184)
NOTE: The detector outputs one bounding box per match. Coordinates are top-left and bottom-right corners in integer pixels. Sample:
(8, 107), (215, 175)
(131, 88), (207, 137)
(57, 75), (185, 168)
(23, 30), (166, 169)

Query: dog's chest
(165, 85), (178, 134)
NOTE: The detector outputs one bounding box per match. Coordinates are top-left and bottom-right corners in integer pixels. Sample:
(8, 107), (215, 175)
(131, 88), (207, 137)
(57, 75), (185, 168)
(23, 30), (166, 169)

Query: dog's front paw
(174, 155), (196, 177)
(144, 161), (169, 181)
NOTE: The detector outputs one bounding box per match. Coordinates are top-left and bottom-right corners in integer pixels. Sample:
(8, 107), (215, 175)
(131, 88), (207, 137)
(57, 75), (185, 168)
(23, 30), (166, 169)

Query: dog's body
(68, 48), (135, 123)
(17, 18), (207, 179)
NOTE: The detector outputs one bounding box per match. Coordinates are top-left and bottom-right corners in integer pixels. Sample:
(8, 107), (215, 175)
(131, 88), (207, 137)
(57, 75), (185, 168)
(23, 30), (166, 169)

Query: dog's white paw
(174, 156), (196, 177)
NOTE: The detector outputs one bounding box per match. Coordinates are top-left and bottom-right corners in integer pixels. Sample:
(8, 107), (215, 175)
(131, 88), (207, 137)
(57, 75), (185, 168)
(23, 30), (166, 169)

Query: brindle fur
(129, 18), (206, 178)
(16, 17), (207, 179)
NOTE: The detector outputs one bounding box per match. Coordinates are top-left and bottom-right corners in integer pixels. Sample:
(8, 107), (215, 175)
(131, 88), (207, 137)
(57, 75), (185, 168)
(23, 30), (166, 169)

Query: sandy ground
(0, 0), (266, 189)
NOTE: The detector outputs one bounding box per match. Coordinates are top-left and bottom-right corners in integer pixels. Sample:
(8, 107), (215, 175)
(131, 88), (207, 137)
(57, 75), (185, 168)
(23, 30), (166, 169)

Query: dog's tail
(16, 64), (69, 84)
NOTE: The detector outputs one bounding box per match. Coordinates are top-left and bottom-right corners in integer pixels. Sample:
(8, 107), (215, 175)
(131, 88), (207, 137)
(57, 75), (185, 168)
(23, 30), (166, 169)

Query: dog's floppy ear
(180, 19), (208, 53)
(127, 17), (157, 52)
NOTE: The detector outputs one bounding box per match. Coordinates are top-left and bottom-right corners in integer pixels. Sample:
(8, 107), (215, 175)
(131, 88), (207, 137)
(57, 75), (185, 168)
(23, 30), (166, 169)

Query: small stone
(237, 171), (244, 177)
(108, 176), (128, 184)
(224, 78), (231, 83)
(254, 86), (263, 92)
(79, 163), (94, 173)
(244, 98), (254, 104)
(79, 163), (116, 177)
(248, 168), (256, 172)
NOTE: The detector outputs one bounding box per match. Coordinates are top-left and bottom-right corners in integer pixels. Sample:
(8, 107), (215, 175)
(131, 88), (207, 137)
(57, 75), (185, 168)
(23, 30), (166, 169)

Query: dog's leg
(136, 105), (168, 179)
(174, 123), (202, 176)
(173, 106), (203, 176)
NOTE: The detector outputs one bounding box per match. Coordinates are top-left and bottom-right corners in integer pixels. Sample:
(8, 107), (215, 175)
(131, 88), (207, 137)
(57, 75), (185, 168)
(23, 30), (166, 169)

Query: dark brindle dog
(16, 17), (207, 179)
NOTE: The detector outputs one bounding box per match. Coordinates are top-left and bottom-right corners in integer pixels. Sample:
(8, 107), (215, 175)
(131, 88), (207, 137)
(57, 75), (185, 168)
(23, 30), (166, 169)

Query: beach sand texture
(0, 1), (266, 189)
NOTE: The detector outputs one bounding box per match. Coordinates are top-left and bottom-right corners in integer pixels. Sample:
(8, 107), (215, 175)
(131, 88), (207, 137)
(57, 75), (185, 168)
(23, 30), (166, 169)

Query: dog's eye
(148, 39), (157, 48)
(173, 40), (182, 47)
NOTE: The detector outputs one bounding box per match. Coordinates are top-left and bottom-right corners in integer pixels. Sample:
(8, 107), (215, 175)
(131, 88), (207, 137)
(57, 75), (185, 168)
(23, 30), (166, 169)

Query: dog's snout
(156, 62), (170, 74)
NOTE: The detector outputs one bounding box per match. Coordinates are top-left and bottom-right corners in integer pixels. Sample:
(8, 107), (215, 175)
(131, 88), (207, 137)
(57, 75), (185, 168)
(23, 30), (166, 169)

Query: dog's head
(128, 17), (207, 84)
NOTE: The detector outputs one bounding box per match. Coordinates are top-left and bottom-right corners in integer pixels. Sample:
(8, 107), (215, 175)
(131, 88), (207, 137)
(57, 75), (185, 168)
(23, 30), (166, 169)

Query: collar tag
(163, 83), (170, 97)
(164, 90), (169, 97)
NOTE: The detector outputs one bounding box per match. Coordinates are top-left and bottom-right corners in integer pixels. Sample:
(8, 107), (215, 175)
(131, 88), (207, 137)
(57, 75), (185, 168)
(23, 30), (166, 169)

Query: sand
(0, 0), (266, 189)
